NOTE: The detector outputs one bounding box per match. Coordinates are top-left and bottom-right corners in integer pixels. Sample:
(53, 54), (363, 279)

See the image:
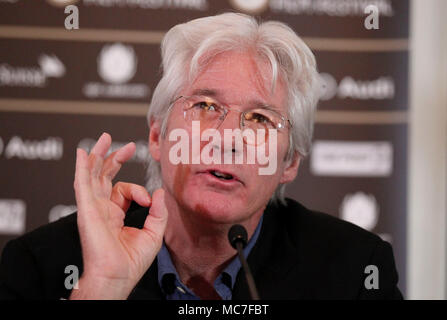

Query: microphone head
(228, 224), (248, 249)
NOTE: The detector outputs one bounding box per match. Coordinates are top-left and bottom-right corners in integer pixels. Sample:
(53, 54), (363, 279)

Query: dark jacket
(0, 198), (403, 300)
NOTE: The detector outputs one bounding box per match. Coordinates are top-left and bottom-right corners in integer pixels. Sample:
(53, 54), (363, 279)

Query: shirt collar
(157, 214), (264, 297)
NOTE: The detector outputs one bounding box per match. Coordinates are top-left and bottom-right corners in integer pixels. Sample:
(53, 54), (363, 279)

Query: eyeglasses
(169, 95), (291, 145)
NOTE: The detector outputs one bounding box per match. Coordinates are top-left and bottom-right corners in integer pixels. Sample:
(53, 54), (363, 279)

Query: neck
(163, 193), (264, 298)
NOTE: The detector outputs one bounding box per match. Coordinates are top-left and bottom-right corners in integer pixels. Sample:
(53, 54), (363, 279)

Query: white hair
(145, 12), (320, 204)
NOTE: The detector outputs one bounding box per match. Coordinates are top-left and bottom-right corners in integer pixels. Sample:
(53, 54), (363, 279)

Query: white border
(408, 0), (447, 299)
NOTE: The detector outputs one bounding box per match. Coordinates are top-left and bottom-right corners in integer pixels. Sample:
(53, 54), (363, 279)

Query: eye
(245, 112), (271, 124)
(193, 101), (219, 112)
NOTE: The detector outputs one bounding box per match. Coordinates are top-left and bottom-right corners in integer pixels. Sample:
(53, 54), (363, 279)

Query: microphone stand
(228, 224), (260, 300)
(234, 241), (260, 300)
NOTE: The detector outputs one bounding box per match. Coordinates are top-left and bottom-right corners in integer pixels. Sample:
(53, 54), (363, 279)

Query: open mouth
(209, 170), (234, 181)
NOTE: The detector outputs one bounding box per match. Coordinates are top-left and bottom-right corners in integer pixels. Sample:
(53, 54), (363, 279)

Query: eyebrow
(191, 88), (280, 112)
(250, 100), (280, 113)
(191, 88), (219, 97)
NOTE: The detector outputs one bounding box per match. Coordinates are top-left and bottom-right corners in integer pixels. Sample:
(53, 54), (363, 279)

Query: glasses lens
(242, 109), (284, 145)
(183, 96), (224, 129)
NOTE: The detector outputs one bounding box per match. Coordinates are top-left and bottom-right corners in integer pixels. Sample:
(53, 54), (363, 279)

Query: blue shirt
(156, 215), (263, 300)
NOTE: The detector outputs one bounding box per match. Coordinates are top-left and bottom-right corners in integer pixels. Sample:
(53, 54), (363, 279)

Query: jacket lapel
(232, 202), (303, 300)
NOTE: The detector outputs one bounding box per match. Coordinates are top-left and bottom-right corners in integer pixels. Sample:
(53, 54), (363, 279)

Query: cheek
(158, 136), (179, 184)
(172, 163), (190, 201)
(158, 122), (196, 197)
(250, 133), (289, 175)
(159, 145), (193, 203)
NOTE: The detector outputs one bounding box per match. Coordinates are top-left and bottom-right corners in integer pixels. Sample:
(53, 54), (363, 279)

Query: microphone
(228, 224), (260, 300)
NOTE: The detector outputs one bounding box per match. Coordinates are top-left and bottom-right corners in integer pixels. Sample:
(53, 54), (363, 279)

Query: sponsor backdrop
(0, 0), (409, 295)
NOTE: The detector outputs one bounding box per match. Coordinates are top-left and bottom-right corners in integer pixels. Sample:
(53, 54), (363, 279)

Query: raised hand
(70, 132), (168, 299)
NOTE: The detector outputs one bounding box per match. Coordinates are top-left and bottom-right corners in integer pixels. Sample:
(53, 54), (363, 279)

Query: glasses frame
(168, 95), (292, 132)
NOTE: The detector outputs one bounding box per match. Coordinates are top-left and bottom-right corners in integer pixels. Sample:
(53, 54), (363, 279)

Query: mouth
(209, 170), (234, 180)
(199, 169), (243, 185)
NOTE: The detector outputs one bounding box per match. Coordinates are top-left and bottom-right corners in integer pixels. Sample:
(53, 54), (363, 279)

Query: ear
(279, 152), (300, 184)
(149, 119), (162, 162)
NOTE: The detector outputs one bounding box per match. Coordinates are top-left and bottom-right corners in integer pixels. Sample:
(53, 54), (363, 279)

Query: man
(0, 13), (402, 300)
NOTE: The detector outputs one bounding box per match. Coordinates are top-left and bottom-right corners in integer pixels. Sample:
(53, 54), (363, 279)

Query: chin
(181, 191), (248, 224)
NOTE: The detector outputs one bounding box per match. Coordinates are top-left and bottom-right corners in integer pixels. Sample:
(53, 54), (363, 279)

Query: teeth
(212, 171), (233, 180)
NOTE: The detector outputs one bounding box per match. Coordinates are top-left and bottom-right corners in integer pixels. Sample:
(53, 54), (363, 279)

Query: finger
(122, 189), (167, 269)
(74, 148), (93, 205)
(101, 142), (136, 181)
(110, 182), (151, 213)
(90, 132), (112, 157)
(142, 189), (168, 242)
(88, 153), (105, 179)
(88, 133), (112, 178)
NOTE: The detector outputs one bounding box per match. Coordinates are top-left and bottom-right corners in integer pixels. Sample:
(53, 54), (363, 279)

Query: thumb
(142, 189), (168, 246)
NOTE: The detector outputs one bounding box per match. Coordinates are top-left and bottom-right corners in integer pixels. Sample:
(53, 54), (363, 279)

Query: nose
(216, 108), (240, 131)
(213, 110), (241, 154)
